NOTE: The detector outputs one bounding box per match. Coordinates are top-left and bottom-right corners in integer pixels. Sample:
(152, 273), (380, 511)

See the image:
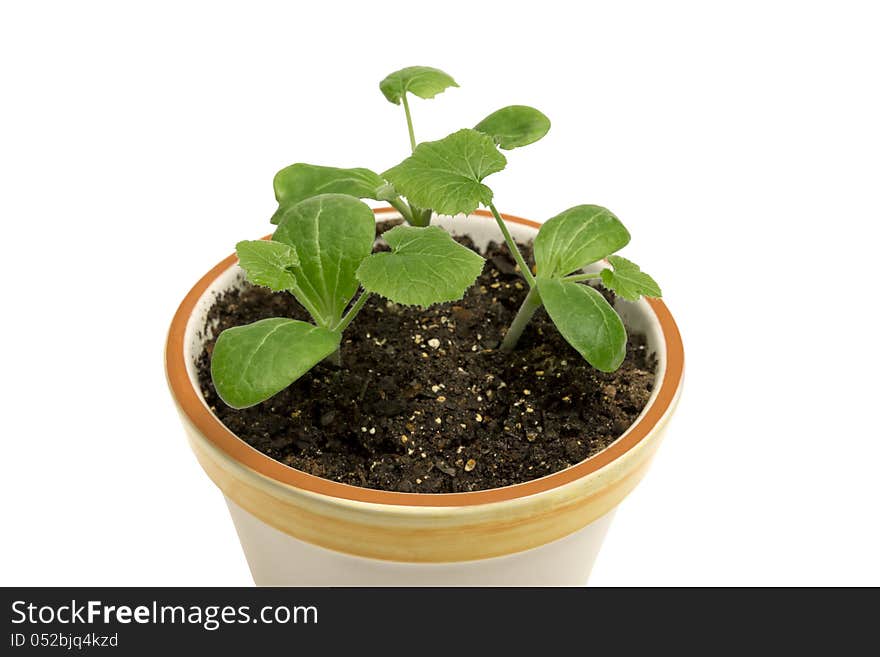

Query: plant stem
(388, 196), (415, 224)
(291, 285), (329, 328)
(488, 203), (536, 288)
(564, 272), (602, 283)
(335, 290), (370, 333)
(402, 94), (417, 152)
(501, 286), (542, 352)
(407, 201), (428, 226)
(324, 291), (371, 367)
(397, 95), (434, 227)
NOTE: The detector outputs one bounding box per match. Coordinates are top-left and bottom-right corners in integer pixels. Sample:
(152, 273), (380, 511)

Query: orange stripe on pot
(182, 413), (666, 562)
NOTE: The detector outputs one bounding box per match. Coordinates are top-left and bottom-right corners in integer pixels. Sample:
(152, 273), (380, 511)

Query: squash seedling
(212, 66), (660, 410)
(211, 193), (483, 408)
(266, 66), (460, 227)
(378, 66), (458, 227)
(383, 126), (662, 372)
(268, 66), (550, 228)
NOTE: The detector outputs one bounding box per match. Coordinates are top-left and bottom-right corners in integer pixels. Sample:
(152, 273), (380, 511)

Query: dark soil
(195, 221), (657, 493)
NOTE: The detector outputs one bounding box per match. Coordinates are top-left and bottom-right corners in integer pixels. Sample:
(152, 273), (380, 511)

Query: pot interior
(183, 211), (667, 448)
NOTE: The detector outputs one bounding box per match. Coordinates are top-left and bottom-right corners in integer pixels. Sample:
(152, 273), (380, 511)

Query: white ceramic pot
(166, 209), (684, 586)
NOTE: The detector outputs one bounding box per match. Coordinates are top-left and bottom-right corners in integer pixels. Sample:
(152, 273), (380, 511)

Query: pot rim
(165, 208), (684, 508)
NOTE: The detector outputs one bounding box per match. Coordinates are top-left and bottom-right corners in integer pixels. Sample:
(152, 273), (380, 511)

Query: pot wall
(167, 210), (684, 585)
(226, 497), (616, 586)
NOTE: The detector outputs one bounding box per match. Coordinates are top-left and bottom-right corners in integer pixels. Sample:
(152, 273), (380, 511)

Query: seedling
(211, 193), (483, 408)
(383, 125), (662, 371)
(268, 66), (550, 227)
(211, 66), (661, 412)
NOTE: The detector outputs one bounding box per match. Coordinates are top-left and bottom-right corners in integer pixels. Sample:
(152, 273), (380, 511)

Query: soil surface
(196, 221), (657, 493)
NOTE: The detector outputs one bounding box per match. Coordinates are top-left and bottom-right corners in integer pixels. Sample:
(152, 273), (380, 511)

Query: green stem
(397, 94), (433, 226)
(488, 203), (536, 288)
(405, 205), (431, 227)
(501, 286), (542, 352)
(407, 201), (428, 226)
(388, 196), (415, 224)
(334, 290), (370, 333)
(402, 94), (417, 152)
(291, 285), (330, 328)
(564, 272), (602, 283)
(323, 291), (371, 368)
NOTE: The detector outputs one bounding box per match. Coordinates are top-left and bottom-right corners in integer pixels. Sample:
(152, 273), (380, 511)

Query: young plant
(211, 193), (483, 409)
(379, 65), (459, 152)
(378, 66), (458, 226)
(382, 127), (662, 372)
(214, 67), (660, 412)
(267, 66), (549, 228)
(510, 206), (661, 371)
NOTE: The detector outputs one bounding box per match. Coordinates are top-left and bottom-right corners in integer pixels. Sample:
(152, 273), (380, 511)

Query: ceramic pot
(165, 209), (684, 586)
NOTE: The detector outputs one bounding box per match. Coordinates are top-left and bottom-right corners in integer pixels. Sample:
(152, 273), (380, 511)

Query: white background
(2, 1), (878, 586)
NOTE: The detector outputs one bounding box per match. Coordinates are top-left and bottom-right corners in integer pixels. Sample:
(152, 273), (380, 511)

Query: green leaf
(383, 129), (507, 216)
(379, 66), (458, 105)
(536, 277), (627, 372)
(270, 164), (384, 224)
(211, 318), (340, 409)
(356, 225), (484, 306)
(235, 240), (299, 292)
(273, 194), (376, 326)
(534, 205), (631, 278)
(474, 105), (551, 149)
(600, 255), (662, 301)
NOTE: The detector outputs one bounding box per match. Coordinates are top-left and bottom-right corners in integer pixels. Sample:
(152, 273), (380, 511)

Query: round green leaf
(270, 164), (384, 224)
(383, 129), (507, 216)
(356, 225), (484, 306)
(534, 205), (631, 278)
(536, 277), (627, 372)
(474, 105), (551, 149)
(211, 318), (340, 408)
(273, 194), (376, 325)
(379, 66), (458, 105)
